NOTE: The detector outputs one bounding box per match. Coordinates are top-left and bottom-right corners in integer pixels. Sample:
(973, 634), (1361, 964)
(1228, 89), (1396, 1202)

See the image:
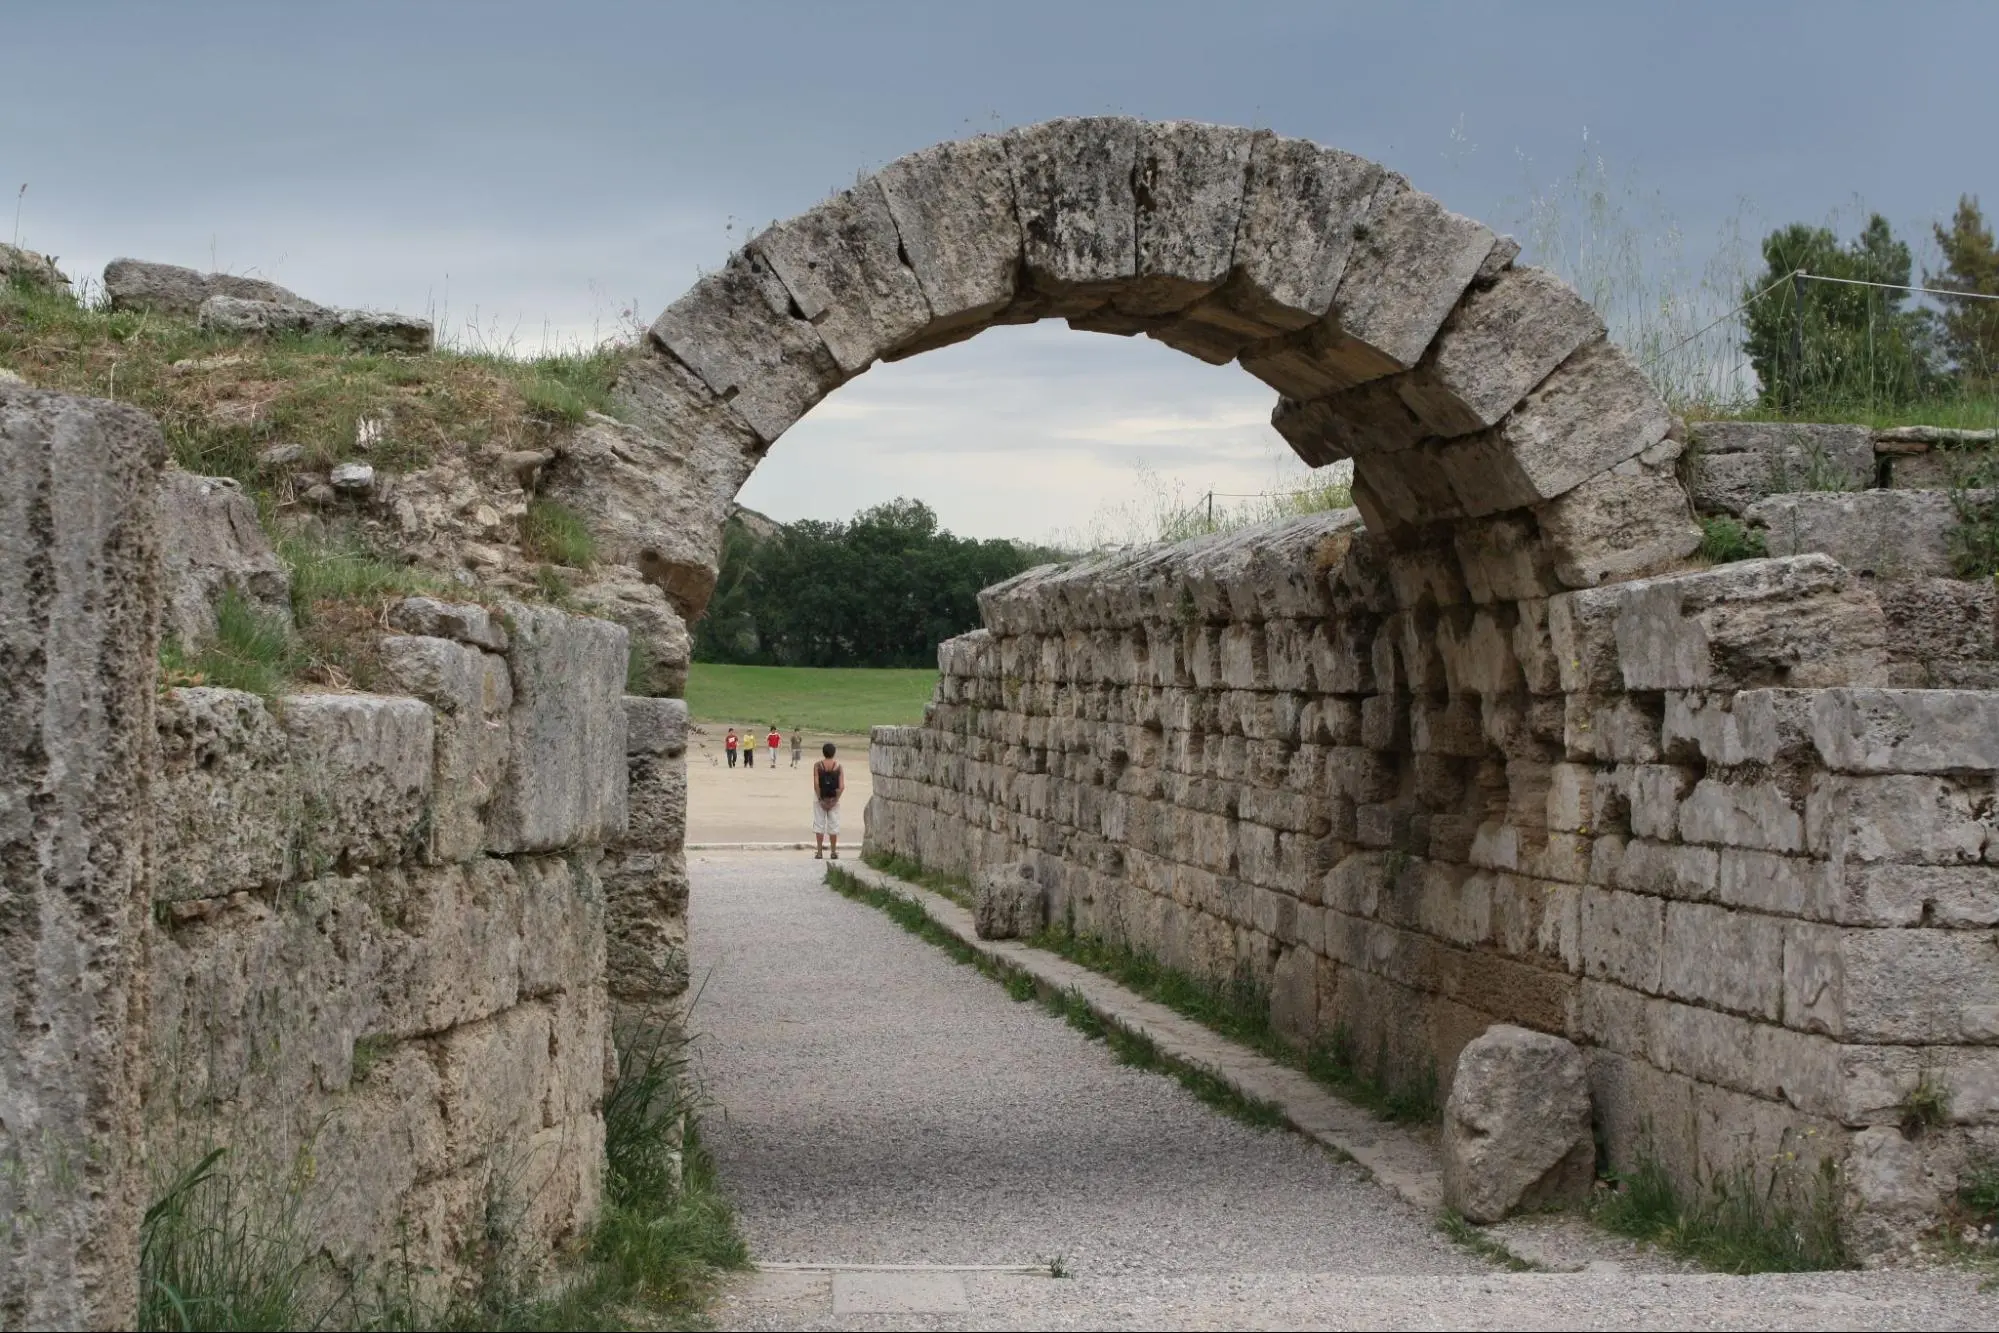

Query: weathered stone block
(1534, 446), (1700, 588)
(1660, 900), (1784, 1018)
(158, 470), (290, 651)
(1, 384), (164, 1330)
(1678, 777), (1804, 853)
(1686, 421), (1876, 516)
(973, 862), (1048, 940)
(1579, 887), (1664, 992)
(1805, 773), (1985, 865)
(376, 634), (512, 864)
(1441, 1024), (1594, 1223)
(153, 687), (300, 898)
(388, 596), (508, 652)
(1004, 116), (1139, 304)
(752, 181), (933, 375)
(1785, 922), (1999, 1041)
(1118, 121), (1256, 317)
(103, 256), (302, 315)
(1399, 266), (1604, 437)
(1809, 688), (1999, 774)
(1749, 487), (1969, 578)
(626, 696), (688, 758)
(648, 249), (844, 446)
(876, 135), (1021, 351)
(487, 604), (628, 854)
(281, 693), (433, 871)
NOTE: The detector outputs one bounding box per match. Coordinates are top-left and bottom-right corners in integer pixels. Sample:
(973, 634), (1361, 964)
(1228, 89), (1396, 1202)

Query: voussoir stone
(1117, 120), (1256, 318)
(972, 861), (1047, 940)
(875, 134), (1022, 354)
(1004, 116), (1140, 305)
(1397, 265), (1605, 437)
(649, 248), (845, 446)
(752, 181), (933, 375)
(1441, 1024), (1595, 1223)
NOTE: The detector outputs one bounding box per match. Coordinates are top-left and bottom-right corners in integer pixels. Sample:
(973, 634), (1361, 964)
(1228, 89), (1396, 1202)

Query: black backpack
(816, 762), (841, 800)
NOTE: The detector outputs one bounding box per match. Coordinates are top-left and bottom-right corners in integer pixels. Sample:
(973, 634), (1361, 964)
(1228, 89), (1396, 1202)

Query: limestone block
(1678, 777), (1804, 853)
(102, 256), (302, 314)
(546, 353), (765, 619)
(1398, 266), (1605, 437)
(1686, 421), (1876, 516)
(625, 746), (687, 852)
(1785, 921), (1999, 1041)
(1118, 120), (1256, 317)
(1843, 1125), (1947, 1264)
(1351, 447), (1466, 528)
(1004, 116), (1139, 304)
(1613, 839), (1719, 902)
(876, 135), (1022, 349)
(973, 861), (1047, 940)
(0, 384), (163, 1332)
(1534, 448), (1700, 588)
(1150, 134), (1385, 362)
(648, 248), (844, 446)
(433, 1000), (551, 1172)
(1876, 578), (1998, 687)
(1270, 382), (1426, 464)
(1748, 488), (1969, 578)
(752, 181), (933, 374)
(1660, 900), (1784, 1018)
(153, 687), (300, 899)
(1321, 186), (1496, 386)
(626, 696), (688, 758)
(571, 568), (691, 696)
(375, 635), (512, 864)
(1588, 1048), (1701, 1198)
(1660, 688), (1814, 767)
(1808, 688), (1999, 774)
(487, 603), (629, 854)
(388, 596), (508, 652)
(281, 693), (433, 871)
(0, 242), (69, 291)
(1806, 773), (1985, 865)
(517, 852), (603, 1000)
(1579, 887), (1664, 992)
(1837, 863), (1999, 928)
(369, 860), (523, 1036)
(1441, 1025), (1595, 1223)
(1551, 555), (1887, 695)
(158, 470), (290, 651)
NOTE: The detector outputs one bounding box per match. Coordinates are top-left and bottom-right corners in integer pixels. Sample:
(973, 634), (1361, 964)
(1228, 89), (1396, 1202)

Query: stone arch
(601, 116), (1699, 618)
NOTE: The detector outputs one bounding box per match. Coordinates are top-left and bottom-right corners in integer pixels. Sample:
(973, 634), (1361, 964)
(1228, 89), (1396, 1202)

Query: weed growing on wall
(521, 498), (598, 569)
(139, 1146), (319, 1332)
(1696, 516), (1768, 565)
(160, 588), (305, 700)
(1594, 1147), (1849, 1273)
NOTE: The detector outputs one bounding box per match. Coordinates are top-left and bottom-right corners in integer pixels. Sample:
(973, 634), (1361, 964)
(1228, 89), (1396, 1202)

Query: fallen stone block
(103, 257), (302, 315)
(1441, 1024), (1595, 1223)
(972, 861), (1047, 940)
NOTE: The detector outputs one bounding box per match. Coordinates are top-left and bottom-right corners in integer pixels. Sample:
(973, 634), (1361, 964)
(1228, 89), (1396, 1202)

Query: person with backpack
(811, 742), (846, 859)
(724, 728), (739, 769)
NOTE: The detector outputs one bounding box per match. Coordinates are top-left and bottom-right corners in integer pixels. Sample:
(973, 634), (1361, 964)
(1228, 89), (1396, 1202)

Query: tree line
(692, 498), (1064, 668)
(1744, 195), (1999, 410)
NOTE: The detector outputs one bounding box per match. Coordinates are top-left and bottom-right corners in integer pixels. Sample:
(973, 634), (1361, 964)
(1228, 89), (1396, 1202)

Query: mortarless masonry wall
(869, 509), (1999, 1256)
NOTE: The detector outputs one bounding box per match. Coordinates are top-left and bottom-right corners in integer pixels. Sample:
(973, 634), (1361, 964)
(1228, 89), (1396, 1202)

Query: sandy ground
(686, 724), (874, 844)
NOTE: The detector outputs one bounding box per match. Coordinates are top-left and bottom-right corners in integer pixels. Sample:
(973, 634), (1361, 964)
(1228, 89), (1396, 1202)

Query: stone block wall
(868, 507), (1999, 1253)
(144, 597), (630, 1298)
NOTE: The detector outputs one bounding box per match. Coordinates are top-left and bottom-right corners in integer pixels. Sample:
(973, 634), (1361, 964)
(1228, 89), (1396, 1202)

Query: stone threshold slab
(841, 861), (1446, 1213)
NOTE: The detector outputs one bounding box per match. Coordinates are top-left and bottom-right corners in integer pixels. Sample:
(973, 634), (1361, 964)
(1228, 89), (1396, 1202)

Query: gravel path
(688, 851), (1999, 1330)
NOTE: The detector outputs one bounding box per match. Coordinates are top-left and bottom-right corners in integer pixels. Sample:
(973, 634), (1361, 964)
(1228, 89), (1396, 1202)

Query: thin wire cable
(1638, 271), (1799, 369)
(1796, 271), (1999, 302)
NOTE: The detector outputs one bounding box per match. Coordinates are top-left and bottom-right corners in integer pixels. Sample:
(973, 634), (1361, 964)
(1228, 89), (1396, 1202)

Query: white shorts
(812, 802), (841, 836)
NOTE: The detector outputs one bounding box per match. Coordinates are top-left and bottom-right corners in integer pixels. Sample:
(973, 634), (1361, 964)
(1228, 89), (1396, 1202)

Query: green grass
(1698, 393), (1999, 433)
(684, 662), (938, 734)
(1593, 1151), (1848, 1274)
(161, 588), (305, 700)
(521, 498), (597, 569)
(861, 850), (973, 905)
(1438, 1212), (1539, 1272)
(1028, 921), (1439, 1124)
(823, 864), (1286, 1130)
(1696, 515), (1768, 565)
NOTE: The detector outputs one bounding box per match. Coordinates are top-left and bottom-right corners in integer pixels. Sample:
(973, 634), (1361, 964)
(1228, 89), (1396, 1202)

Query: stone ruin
(6, 117), (1997, 1326)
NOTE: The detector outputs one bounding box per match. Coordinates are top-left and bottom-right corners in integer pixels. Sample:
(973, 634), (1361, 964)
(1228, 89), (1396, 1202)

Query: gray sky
(6, 1), (1992, 540)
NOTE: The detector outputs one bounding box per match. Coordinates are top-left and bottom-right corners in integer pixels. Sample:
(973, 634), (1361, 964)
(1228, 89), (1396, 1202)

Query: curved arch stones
(612, 117), (1698, 617)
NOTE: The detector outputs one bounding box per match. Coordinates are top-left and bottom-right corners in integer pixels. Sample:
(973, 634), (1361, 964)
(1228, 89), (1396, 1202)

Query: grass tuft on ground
(685, 662), (939, 734)
(1593, 1151), (1848, 1274)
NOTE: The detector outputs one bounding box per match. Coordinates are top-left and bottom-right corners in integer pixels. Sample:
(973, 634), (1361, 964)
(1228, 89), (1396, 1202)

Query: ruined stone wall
(143, 599), (630, 1298)
(868, 508), (1999, 1252)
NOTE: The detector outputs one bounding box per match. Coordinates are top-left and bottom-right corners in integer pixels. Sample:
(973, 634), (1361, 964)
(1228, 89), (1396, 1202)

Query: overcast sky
(6, 1), (1993, 540)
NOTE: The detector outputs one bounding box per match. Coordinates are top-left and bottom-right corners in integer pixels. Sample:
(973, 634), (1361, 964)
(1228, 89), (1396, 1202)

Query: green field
(684, 663), (939, 735)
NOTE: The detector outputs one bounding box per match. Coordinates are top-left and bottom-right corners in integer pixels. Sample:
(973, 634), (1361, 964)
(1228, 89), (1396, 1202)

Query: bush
(1698, 515), (1768, 564)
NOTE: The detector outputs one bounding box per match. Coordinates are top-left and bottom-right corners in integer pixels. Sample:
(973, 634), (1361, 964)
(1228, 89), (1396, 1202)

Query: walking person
(790, 732), (803, 768)
(767, 724), (781, 769)
(811, 742), (845, 860)
(744, 732), (754, 768)
(724, 728), (739, 769)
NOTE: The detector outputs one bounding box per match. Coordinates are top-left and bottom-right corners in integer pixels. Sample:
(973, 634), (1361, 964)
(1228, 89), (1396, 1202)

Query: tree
(692, 498), (1062, 669)
(1741, 214), (1934, 410)
(1929, 195), (1999, 387)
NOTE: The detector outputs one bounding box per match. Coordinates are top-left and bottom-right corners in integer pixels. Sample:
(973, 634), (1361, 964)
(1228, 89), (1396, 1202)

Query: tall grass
(140, 1148), (319, 1332)
(1594, 1149), (1848, 1274)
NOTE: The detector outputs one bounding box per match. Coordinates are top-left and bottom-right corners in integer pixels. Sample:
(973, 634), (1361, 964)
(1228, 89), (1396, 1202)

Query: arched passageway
(616, 119), (1971, 1250)
(602, 115), (1699, 616)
